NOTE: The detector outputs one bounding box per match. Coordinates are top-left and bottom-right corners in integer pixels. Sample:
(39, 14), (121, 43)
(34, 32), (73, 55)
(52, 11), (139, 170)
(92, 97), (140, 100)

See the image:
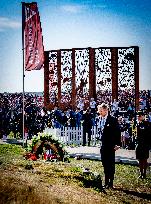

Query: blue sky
(0, 0), (151, 93)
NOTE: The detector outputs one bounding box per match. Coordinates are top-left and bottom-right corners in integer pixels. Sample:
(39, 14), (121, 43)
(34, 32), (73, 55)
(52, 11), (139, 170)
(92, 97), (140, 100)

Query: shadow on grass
(74, 174), (107, 194)
(114, 187), (151, 201)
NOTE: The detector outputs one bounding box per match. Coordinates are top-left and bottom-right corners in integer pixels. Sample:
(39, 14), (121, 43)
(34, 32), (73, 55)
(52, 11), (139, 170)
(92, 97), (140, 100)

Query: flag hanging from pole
(22, 2), (44, 71)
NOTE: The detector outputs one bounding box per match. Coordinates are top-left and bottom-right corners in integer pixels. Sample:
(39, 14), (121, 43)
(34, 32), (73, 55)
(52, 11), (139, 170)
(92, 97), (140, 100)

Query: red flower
(29, 155), (37, 161)
(47, 154), (57, 160)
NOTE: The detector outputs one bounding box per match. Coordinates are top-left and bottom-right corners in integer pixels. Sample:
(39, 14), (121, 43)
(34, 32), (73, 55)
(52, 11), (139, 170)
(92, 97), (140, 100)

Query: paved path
(67, 146), (151, 165)
(1, 139), (151, 165)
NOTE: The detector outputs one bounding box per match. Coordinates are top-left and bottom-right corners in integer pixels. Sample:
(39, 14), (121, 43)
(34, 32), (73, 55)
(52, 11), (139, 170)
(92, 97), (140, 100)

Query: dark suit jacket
(101, 114), (121, 160)
(136, 120), (150, 149)
(136, 120), (151, 159)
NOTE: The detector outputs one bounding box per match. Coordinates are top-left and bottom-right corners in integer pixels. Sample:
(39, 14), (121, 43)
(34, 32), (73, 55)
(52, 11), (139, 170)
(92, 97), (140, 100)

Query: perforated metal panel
(61, 51), (72, 103)
(75, 49), (89, 97)
(48, 51), (57, 103)
(118, 48), (135, 90)
(95, 49), (112, 92)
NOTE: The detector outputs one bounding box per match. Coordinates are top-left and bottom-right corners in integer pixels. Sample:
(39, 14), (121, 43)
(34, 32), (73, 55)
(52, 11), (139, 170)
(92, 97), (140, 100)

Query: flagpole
(22, 2), (25, 147)
(21, 2), (44, 147)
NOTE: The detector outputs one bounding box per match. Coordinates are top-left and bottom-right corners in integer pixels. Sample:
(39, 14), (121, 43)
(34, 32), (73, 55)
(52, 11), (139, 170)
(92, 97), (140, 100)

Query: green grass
(0, 144), (25, 165)
(0, 144), (24, 155)
(0, 144), (151, 204)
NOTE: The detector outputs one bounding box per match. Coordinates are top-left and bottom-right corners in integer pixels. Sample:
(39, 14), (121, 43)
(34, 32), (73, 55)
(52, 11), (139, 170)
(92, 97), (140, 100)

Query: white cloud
(60, 5), (87, 13)
(0, 17), (21, 30)
(60, 3), (107, 14)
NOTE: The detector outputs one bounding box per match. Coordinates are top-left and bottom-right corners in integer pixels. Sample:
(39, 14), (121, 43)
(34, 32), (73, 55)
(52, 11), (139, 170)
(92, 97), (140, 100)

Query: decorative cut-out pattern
(75, 49), (89, 97)
(61, 51), (72, 103)
(118, 48), (135, 90)
(95, 49), (112, 92)
(48, 51), (58, 103)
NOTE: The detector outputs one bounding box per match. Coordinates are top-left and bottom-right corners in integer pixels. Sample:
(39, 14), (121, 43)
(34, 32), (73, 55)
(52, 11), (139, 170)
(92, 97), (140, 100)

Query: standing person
(82, 108), (93, 146)
(89, 97), (96, 116)
(77, 98), (85, 114)
(118, 117), (124, 145)
(136, 111), (151, 179)
(111, 99), (119, 117)
(127, 103), (134, 121)
(75, 108), (82, 127)
(97, 103), (121, 189)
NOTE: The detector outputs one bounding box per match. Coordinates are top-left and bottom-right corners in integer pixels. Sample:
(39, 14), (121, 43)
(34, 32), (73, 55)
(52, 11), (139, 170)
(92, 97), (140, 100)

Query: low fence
(44, 126), (100, 146)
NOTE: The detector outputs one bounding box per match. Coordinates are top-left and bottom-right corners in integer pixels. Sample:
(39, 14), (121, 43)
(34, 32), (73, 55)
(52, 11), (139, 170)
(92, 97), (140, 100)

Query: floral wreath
(25, 133), (68, 161)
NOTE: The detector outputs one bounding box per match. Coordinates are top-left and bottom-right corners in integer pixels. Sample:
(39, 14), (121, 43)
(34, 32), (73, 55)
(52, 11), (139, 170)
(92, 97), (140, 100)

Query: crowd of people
(0, 90), (151, 150)
(0, 93), (44, 139)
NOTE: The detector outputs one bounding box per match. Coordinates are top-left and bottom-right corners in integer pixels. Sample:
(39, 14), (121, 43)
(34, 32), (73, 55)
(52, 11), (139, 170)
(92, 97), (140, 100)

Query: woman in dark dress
(136, 111), (150, 179)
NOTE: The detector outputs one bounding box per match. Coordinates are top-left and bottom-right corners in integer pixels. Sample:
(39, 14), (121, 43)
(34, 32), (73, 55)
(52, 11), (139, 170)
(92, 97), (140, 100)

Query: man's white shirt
(97, 114), (108, 138)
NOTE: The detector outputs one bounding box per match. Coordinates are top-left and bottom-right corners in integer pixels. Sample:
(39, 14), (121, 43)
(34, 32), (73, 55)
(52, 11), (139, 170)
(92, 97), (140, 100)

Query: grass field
(0, 144), (151, 204)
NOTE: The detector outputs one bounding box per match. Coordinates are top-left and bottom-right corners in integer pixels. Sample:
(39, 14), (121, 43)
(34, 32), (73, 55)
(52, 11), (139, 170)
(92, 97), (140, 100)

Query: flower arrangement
(25, 133), (69, 161)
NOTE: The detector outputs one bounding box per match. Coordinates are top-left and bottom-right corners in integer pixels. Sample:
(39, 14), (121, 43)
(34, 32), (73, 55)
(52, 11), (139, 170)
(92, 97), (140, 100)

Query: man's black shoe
(103, 183), (114, 189)
(138, 175), (144, 179)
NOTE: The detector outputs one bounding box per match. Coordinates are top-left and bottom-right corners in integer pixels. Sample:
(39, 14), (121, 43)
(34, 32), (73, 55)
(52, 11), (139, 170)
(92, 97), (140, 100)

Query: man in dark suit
(82, 108), (93, 146)
(97, 103), (121, 189)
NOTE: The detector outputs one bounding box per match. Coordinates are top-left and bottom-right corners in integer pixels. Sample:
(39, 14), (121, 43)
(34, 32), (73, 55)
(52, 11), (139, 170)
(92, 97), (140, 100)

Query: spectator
(77, 98), (85, 113)
(111, 99), (119, 116)
(136, 111), (151, 179)
(89, 97), (96, 115)
(75, 108), (82, 127)
(82, 108), (93, 146)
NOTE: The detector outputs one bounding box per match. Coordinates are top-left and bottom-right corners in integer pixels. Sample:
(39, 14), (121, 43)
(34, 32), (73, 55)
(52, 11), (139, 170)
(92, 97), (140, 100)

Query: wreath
(25, 133), (68, 161)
